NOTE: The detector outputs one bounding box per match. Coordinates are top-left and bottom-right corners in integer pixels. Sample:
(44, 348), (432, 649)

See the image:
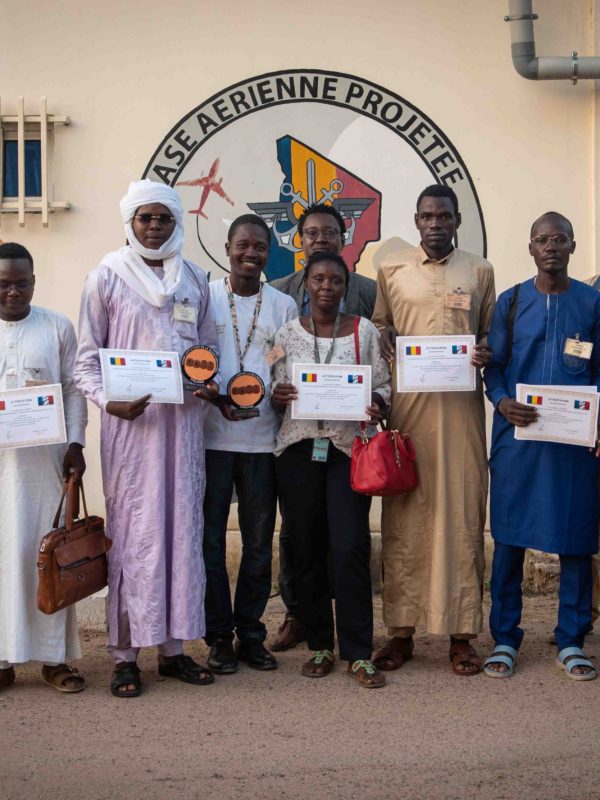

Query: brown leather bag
(37, 475), (112, 615)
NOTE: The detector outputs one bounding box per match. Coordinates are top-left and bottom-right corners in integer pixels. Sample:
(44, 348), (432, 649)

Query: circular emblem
(144, 70), (486, 282)
(181, 345), (219, 385)
(227, 371), (265, 409)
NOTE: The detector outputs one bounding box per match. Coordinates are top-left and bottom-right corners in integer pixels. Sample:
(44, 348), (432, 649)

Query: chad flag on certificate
(527, 395), (543, 405)
(302, 373), (317, 383)
(37, 395), (54, 406)
(452, 344), (467, 354)
(110, 357), (126, 366)
(348, 374), (363, 384)
(405, 346), (421, 356)
(156, 359), (172, 368)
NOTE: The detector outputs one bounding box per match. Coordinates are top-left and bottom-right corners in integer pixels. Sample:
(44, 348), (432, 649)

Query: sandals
(42, 663), (85, 693)
(449, 639), (482, 676)
(158, 654), (215, 686)
(483, 645), (518, 678)
(301, 650), (335, 678)
(0, 666), (16, 691)
(111, 661), (142, 698)
(373, 636), (414, 671)
(348, 659), (386, 689)
(556, 646), (597, 681)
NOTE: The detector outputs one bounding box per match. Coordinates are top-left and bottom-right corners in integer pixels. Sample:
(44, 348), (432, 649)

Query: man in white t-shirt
(203, 214), (297, 673)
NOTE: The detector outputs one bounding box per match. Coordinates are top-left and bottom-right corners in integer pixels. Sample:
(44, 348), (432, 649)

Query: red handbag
(350, 422), (418, 496)
(349, 317), (419, 497)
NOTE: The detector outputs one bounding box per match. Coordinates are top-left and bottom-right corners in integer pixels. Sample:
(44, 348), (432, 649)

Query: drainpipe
(505, 0), (600, 82)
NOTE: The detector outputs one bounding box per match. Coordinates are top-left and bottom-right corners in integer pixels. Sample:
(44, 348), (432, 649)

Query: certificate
(396, 335), (476, 393)
(0, 384), (66, 449)
(514, 383), (599, 448)
(291, 363), (371, 422)
(100, 349), (184, 405)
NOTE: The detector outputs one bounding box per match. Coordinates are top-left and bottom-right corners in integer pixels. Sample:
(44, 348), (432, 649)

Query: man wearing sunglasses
(75, 180), (219, 697)
(483, 212), (600, 681)
(269, 203), (377, 651)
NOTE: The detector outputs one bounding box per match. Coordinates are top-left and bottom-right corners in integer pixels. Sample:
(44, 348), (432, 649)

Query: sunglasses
(133, 214), (176, 226)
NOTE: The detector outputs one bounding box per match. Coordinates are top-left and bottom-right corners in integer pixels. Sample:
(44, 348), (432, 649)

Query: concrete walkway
(1, 593), (598, 800)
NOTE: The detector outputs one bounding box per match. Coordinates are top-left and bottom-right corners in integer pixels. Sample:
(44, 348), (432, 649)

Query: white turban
(102, 179), (186, 307)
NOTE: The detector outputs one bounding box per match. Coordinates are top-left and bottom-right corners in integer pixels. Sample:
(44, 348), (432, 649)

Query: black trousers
(275, 439), (373, 661)
(203, 450), (276, 644)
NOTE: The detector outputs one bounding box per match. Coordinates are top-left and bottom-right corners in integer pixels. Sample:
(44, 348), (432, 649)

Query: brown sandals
(449, 639), (482, 676)
(42, 663), (86, 693)
(373, 636), (414, 671)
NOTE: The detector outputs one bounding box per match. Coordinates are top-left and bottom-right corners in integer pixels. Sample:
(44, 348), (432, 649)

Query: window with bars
(0, 96), (70, 227)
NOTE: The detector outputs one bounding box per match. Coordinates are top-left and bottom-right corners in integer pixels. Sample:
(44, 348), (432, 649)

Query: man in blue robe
(483, 212), (600, 681)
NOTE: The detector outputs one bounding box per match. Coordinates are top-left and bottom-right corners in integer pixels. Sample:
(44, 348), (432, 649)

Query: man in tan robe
(372, 184), (496, 675)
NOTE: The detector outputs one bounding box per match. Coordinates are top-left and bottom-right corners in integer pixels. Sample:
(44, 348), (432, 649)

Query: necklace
(225, 278), (263, 371)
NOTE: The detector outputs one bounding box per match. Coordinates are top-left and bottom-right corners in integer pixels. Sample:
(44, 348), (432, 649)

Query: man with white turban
(75, 180), (219, 697)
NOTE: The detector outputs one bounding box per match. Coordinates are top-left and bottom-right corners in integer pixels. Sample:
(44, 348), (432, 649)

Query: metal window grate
(0, 96), (70, 227)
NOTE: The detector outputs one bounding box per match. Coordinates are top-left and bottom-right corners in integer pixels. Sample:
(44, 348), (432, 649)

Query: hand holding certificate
(514, 384), (599, 448)
(291, 363), (372, 421)
(0, 384), (66, 450)
(100, 349), (184, 405)
(396, 335), (476, 393)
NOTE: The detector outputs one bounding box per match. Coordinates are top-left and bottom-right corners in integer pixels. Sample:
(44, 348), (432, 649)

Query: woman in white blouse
(272, 252), (391, 688)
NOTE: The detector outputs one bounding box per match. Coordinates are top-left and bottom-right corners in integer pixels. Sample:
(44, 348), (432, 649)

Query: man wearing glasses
(483, 212), (600, 681)
(0, 242), (87, 694)
(270, 203), (376, 651)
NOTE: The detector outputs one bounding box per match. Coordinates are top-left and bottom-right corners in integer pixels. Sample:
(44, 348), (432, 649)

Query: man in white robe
(0, 242), (87, 693)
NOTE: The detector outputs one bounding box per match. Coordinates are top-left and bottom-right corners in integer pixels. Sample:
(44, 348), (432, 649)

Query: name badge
(266, 345), (285, 367)
(174, 303), (197, 324)
(445, 291), (471, 311)
(564, 338), (593, 359)
(311, 437), (330, 462)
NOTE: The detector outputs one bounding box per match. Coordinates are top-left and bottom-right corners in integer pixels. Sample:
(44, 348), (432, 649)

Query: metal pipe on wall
(505, 0), (600, 81)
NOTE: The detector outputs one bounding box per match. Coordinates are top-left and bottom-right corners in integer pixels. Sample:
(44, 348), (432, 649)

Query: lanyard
(308, 314), (341, 365)
(225, 278), (263, 371)
(307, 314), (340, 431)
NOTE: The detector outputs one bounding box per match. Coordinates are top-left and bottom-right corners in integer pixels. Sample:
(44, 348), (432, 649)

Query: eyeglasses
(0, 279), (33, 292)
(530, 234), (572, 248)
(133, 214), (176, 226)
(302, 227), (342, 241)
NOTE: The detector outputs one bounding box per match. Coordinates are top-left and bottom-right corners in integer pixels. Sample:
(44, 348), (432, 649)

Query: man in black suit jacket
(269, 203), (377, 651)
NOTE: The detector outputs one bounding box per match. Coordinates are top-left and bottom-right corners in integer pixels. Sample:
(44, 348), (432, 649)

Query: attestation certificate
(0, 384), (66, 449)
(514, 383), (599, 448)
(100, 349), (184, 405)
(291, 363), (372, 421)
(396, 335), (476, 393)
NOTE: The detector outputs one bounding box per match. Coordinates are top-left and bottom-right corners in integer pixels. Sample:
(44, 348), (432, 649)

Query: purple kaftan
(74, 260), (217, 648)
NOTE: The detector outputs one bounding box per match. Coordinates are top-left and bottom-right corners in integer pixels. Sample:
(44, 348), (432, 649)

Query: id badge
(445, 290), (471, 311)
(174, 303), (197, 324)
(311, 438), (330, 462)
(564, 337), (593, 360)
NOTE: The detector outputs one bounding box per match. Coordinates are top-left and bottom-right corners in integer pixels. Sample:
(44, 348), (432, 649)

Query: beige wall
(1, 0), (597, 508)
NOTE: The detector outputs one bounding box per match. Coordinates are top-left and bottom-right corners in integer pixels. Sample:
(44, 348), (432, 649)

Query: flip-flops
(556, 646), (597, 681)
(483, 645), (518, 678)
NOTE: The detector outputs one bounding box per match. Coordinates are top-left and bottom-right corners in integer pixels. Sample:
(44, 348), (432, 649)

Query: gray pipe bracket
(503, 13), (538, 21)
(572, 51), (579, 84)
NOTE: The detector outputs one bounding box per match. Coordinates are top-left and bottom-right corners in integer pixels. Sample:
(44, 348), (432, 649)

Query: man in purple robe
(75, 180), (218, 697)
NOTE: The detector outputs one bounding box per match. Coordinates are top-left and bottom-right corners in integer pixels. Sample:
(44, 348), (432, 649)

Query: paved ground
(0, 593), (598, 800)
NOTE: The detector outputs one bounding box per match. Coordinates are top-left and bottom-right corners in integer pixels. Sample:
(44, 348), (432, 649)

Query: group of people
(1, 178), (599, 698)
